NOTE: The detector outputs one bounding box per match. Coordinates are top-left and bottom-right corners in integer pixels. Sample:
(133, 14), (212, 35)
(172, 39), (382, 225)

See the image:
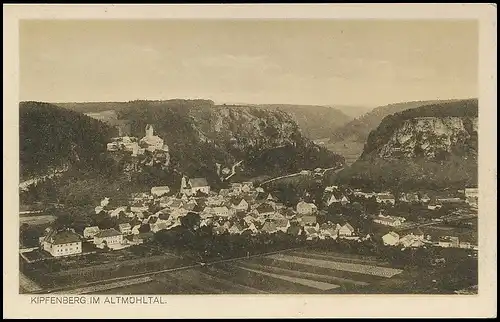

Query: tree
(20, 223), (42, 247)
(181, 212), (201, 231)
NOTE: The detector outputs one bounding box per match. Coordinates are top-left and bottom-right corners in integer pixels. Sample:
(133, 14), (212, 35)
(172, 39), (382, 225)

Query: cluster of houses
(35, 177), (478, 258)
(352, 187), (478, 211)
(382, 229), (477, 251)
(37, 179), (363, 258)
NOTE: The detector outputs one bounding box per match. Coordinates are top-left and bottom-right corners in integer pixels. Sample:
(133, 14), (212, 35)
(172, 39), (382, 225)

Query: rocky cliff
(334, 99), (478, 190)
(374, 116), (477, 160)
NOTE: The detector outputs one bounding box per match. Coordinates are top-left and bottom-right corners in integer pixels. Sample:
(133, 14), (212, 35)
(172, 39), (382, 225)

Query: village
(20, 124), (479, 283)
(32, 172), (478, 260)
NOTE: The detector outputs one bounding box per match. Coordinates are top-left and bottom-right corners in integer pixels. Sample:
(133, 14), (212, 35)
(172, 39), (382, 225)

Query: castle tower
(145, 124), (154, 138)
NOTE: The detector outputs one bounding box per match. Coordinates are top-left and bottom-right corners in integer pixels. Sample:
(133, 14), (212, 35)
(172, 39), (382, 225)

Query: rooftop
(95, 228), (122, 238)
(45, 229), (81, 245)
(189, 178), (209, 188)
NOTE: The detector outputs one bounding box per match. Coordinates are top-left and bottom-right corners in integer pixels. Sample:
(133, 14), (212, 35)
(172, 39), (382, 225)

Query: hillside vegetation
(19, 101), (117, 180)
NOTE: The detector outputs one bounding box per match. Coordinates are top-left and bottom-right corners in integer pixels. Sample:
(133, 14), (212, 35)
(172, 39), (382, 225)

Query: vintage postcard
(3, 3), (497, 319)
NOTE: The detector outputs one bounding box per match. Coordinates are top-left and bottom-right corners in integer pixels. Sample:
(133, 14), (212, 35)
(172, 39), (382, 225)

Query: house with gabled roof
(228, 222), (245, 235)
(118, 223), (132, 235)
(382, 232), (400, 246)
(41, 228), (82, 257)
(304, 226), (320, 240)
(399, 234), (426, 248)
(213, 206), (230, 217)
(274, 218), (291, 233)
(231, 198), (249, 212)
(255, 203), (275, 216)
(93, 228), (123, 248)
(376, 193), (396, 205)
(151, 186), (170, 197)
(296, 201), (317, 215)
(338, 223), (355, 237)
(261, 221), (278, 234)
(150, 221), (169, 233)
(319, 223), (339, 239)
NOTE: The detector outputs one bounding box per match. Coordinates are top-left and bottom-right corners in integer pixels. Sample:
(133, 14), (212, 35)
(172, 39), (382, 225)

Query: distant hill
(250, 104), (353, 139)
(19, 101), (117, 180)
(326, 105), (373, 119)
(330, 99), (465, 144)
(56, 101), (371, 141)
(334, 99), (478, 190)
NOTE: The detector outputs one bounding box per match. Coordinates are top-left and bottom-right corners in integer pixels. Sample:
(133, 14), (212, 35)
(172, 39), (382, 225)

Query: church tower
(145, 124), (154, 138)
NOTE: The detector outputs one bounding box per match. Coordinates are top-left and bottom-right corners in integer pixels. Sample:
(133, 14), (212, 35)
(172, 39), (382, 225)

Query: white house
(151, 186), (170, 197)
(338, 223), (355, 237)
(296, 201), (317, 216)
(382, 232), (400, 246)
(376, 193), (396, 205)
(40, 228), (82, 257)
(118, 223), (132, 235)
(83, 226), (100, 239)
(213, 206), (230, 217)
(231, 198), (249, 212)
(93, 228), (123, 248)
(373, 216), (403, 227)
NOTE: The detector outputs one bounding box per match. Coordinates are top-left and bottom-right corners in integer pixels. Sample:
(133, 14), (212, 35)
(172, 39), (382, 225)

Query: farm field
(91, 249), (404, 295)
(22, 251), (196, 290)
(323, 139), (365, 166)
(19, 214), (56, 226)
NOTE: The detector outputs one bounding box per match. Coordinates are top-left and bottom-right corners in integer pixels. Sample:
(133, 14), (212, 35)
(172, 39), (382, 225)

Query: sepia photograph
(4, 3), (497, 319)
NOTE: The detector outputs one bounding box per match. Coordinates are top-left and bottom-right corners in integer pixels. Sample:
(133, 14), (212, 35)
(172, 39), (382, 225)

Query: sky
(19, 19), (478, 107)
